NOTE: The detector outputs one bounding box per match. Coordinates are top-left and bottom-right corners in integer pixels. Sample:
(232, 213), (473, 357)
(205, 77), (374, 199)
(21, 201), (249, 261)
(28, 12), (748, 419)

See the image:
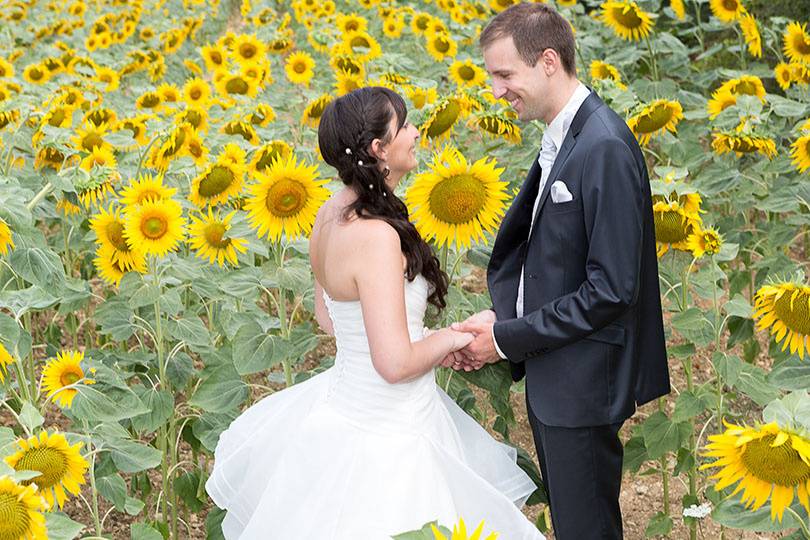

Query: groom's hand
(450, 319), (500, 366)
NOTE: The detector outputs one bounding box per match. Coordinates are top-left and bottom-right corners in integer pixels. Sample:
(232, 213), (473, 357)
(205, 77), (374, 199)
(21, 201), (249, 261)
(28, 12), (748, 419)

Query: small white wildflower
(682, 502), (712, 519)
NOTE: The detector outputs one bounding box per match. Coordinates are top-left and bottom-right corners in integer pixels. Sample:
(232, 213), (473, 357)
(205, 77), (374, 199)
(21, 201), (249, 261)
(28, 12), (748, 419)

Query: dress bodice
(322, 274), (435, 432)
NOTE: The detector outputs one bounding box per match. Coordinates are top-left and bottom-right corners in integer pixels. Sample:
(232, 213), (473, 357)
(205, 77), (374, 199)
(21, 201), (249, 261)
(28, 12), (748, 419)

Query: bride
(206, 86), (545, 540)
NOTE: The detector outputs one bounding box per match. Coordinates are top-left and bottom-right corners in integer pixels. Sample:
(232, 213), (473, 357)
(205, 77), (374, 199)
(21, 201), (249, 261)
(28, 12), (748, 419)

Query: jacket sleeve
(493, 136), (644, 363)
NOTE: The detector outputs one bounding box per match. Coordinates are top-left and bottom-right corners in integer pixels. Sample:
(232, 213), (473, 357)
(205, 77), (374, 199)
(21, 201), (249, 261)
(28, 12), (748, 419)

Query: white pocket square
(550, 180), (573, 203)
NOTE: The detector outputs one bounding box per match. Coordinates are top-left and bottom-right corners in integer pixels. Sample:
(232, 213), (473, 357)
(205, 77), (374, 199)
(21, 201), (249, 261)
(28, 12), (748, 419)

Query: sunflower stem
(25, 181), (53, 211)
(658, 396), (671, 517)
(83, 420), (103, 537)
(136, 133), (163, 181)
(274, 241), (293, 387)
(691, 0), (705, 50)
(644, 35), (659, 83)
(785, 506), (810, 539)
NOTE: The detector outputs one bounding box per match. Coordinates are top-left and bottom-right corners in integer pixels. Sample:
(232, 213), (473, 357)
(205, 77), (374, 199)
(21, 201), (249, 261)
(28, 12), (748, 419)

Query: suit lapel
(529, 91), (604, 231)
(490, 152), (542, 264)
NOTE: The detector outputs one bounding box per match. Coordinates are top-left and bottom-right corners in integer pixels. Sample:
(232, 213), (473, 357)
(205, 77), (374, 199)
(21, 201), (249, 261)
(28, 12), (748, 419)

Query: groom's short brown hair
(480, 2), (577, 77)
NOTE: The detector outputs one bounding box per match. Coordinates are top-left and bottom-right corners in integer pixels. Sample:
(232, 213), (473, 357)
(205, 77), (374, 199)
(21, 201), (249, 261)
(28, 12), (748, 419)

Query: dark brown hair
(318, 87), (448, 311)
(479, 2), (577, 76)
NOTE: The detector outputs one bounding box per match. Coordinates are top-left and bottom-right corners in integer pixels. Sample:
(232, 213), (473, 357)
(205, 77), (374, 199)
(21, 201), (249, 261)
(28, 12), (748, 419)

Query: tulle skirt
(206, 367), (545, 540)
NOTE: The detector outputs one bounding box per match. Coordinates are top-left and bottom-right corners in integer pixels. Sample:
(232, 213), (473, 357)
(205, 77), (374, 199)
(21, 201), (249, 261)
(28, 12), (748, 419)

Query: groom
(451, 3), (670, 539)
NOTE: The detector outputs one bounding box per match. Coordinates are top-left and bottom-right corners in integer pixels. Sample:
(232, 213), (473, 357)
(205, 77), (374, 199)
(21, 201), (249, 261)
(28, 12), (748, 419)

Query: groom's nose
(490, 82), (508, 100)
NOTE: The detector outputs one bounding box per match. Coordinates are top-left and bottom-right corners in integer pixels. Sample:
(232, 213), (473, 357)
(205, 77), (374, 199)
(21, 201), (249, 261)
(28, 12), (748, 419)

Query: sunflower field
(0, 0), (809, 537)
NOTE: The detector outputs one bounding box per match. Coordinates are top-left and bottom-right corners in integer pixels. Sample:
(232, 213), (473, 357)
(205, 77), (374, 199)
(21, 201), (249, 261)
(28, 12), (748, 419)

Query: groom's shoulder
(581, 101), (638, 149)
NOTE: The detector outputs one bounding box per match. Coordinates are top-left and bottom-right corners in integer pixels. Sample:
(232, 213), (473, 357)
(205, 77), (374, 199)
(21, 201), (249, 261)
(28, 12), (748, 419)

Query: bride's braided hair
(318, 87), (448, 311)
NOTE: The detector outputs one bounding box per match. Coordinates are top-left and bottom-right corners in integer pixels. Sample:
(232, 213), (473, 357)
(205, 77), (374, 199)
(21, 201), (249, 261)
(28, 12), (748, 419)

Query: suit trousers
(526, 392), (624, 539)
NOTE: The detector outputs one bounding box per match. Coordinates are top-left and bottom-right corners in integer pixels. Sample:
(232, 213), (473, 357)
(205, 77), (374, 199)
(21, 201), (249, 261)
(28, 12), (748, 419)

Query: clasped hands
(437, 309), (502, 372)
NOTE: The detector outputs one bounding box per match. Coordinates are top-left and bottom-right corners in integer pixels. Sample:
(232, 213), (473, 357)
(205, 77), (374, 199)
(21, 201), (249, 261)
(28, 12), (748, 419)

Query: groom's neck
(543, 76), (582, 125)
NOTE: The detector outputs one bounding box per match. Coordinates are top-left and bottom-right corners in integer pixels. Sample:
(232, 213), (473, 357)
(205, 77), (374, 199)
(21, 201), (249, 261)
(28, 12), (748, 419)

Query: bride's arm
(313, 279), (334, 336)
(355, 221), (472, 384)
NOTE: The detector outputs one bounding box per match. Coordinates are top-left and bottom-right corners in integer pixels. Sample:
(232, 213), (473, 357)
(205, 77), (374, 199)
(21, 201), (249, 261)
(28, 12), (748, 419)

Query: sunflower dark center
(722, 0), (739, 11)
(611, 5), (643, 28)
(458, 65), (475, 81)
(59, 368), (82, 386)
(199, 166), (235, 198)
(48, 110), (66, 127)
(256, 147), (285, 170)
(426, 100), (461, 138)
(225, 78), (249, 95)
(15, 447), (68, 489)
(433, 36), (450, 53)
(741, 434), (810, 486)
(136, 189), (161, 204)
(190, 87), (202, 100)
(635, 104), (675, 134)
(105, 221), (129, 251)
(82, 133), (104, 151)
(733, 81), (759, 96)
(0, 493), (31, 539)
(728, 136), (758, 153)
(142, 216), (168, 239)
(239, 43), (257, 59)
(773, 289), (810, 335)
(345, 21), (359, 32)
(792, 33), (810, 55)
(141, 94), (160, 108)
(203, 222), (231, 248)
(307, 99), (328, 119)
(266, 179), (307, 217)
(654, 210), (691, 243)
(429, 173), (487, 225)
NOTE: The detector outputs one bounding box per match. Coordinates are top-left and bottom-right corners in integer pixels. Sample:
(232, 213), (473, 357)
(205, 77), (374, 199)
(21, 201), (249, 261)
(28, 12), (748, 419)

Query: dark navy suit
(488, 91), (670, 539)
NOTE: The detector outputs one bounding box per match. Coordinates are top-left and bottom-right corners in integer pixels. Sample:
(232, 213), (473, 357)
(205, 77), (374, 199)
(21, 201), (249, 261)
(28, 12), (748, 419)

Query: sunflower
(686, 227), (722, 258)
(38, 350), (95, 409)
(249, 140), (293, 175)
(791, 62), (810, 85)
(94, 243), (145, 285)
(56, 198), (83, 216)
(653, 200), (701, 257)
(702, 421), (810, 522)
(0, 57), (14, 78)
(231, 33), (267, 65)
(600, 1), (654, 41)
(626, 99), (683, 146)
(709, 0), (746, 23)
(784, 22), (810, 65)
(188, 208), (248, 266)
(471, 113), (522, 144)
(83, 108), (117, 128)
(589, 60), (626, 89)
(22, 63), (50, 84)
(383, 15), (406, 38)
(739, 14), (762, 58)
(330, 53), (366, 79)
(341, 30), (382, 62)
(707, 89), (739, 120)
(489, 0), (517, 12)
(75, 170), (118, 210)
(336, 13), (367, 34)
(200, 44), (227, 72)
(248, 103), (276, 127)
(406, 146), (509, 249)
(448, 59), (487, 88)
(754, 280), (810, 358)
(717, 75), (766, 100)
(431, 518), (498, 540)
(157, 83), (181, 104)
(334, 71), (365, 96)
(245, 154), (329, 241)
(123, 197), (186, 257)
(0, 476), (47, 539)
(135, 90), (163, 112)
(670, 0), (685, 19)
(712, 131), (777, 159)
(80, 145), (117, 172)
(175, 106), (209, 133)
(71, 122), (112, 154)
(189, 144), (246, 207)
(214, 72), (260, 98)
(420, 94), (473, 147)
(301, 94), (333, 128)
(221, 120), (259, 144)
(791, 133), (810, 174)
(411, 12), (433, 35)
(775, 62), (793, 91)
(285, 50), (315, 86)
(93, 66), (119, 92)
(119, 173), (177, 208)
(0, 342), (12, 382)
(425, 31), (458, 62)
(5, 431), (88, 510)
(182, 78), (211, 107)
(0, 217), (14, 256)
(89, 205), (146, 269)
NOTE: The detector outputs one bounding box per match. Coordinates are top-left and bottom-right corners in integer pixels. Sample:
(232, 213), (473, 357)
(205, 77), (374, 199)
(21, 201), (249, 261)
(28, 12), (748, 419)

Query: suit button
(528, 274), (537, 279)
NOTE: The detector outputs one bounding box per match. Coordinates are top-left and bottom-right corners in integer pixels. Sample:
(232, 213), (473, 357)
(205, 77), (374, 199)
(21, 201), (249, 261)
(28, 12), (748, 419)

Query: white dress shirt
(493, 83), (591, 360)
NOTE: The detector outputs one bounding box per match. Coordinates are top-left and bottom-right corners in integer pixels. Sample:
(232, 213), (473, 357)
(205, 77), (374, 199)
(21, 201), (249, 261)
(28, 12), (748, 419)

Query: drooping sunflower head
(123, 197), (186, 257)
(329, 53), (366, 79)
(471, 113), (522, 144)
(740, 13), (762, 58)
(791, 133), (810, 174)
(5, 431), (89, 510)
(342, 30), (382, 62)
(39, 350), (95, 409)
(245, 154), (329, 241)
(406, 86), (438, 110)
(420, 94), (472, 147)
(88, 205), (145, 269)
(589, 60), (626, 89)
(754, 280), (810, 359)
(709, 0), (746, 23)
(94, 243), (146, 285)
(285, 50), (315, 86)
(712, 131), (777, 159)
(301, 94), (333, 128)
(221, 119), (259, 144)
(405, 146), (509, 249)
(0, 217), (14, 256)
(188, 208), (248, 267)
(135, 90), (163, 111)
(189, 144), (246, 207)
(702, 421), (810, 522)
(626, 99), (683, 146)
(707, 89), (738, 120)
(80, 145), (117, 172)
(0, 476), (47, 539)
(652, 200), (701, 257)
(334, 70), (365, 96)
(248, 103), (276, 127)
(783, 21), (810, 65)
(249, 140), (293, 175)
(600, 1), (654, 41)
(75, 168), (119, 210)
(717, 75), (766, 101)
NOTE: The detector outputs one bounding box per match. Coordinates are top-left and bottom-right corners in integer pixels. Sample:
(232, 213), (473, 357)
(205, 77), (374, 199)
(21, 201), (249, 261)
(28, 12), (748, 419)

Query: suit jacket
(488, 91), (670, 428)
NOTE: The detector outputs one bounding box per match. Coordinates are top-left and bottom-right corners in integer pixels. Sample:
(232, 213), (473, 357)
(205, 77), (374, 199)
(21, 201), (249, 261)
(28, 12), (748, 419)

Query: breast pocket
(544, 198), (582, 215)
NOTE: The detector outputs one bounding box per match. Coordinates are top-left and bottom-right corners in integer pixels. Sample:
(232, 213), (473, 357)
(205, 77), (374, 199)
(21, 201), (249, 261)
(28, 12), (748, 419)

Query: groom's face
(483, 36), (548, 122)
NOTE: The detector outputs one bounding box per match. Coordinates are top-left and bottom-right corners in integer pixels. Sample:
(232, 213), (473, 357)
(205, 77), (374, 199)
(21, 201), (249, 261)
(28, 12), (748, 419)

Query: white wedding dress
(206, 274), (545, 539)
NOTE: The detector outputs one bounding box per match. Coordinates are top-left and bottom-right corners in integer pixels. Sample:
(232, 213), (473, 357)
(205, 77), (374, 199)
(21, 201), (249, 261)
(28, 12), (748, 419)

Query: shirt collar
(544, 82), (591, 150)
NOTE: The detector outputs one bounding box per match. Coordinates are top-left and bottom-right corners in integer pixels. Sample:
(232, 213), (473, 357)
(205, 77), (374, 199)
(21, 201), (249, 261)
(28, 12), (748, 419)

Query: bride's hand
(445, 328), (474, 351)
